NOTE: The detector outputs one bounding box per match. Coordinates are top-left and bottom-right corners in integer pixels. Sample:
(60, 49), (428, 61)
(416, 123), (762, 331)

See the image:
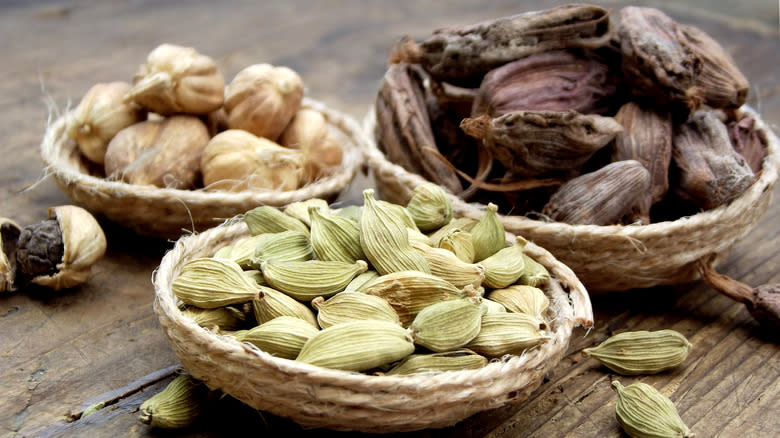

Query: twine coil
(152, 219), (592, 432)
(40, 98), (366, 240)
(363, 106), (779, 292)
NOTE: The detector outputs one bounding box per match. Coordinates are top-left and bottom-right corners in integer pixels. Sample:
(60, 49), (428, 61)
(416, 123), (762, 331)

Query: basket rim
(40, 97), (368, 207)
(151, 216), (590, 391)
(362, 104), (780, 238)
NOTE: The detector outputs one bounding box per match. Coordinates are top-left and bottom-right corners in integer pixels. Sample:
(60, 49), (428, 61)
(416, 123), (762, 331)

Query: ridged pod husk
(360, 189), (431, 275)
(405, 183), (454, 232)
(251, 285), (318, 327)
(471, 50), (621, 117)
(386, 349), (488, 375)
(437, 228), (475, 264)
(363, 270), (473, 326)
(518, 254), (550, 287)
(261, 259), (368, 302)
(617, 7), (703, 114)
(200, 129), (303, 192)
(138, 374), (210, 429)
(104, 115), (210, 190)
(182, 306), (248, 332)
(223, 63), (304, 141)
(242, 269), (267, 286)
(480, 298), (508, 314)
(541, 160), (652, 225)
(469, 203), (506, 262)
(344, 270), (380, 292)
(374, 63), (463, 194)
(389, 4), (612, 87)
(283, 198), (330, 227)
(233, 315), (320, 360)
(125, 44), (225, 115)
(480, 238), (527, 289)
(249, 230), (313, 268)
(611, 101), (673, 223)
(409, 297), (485, 352)
(244, 205), (310, 236)
(172, 258), (259, 309)
(583, 329), (692, 375)
(311, 291), (401, 329)
(296, 320), (415, 371)
(213, 234), (269, 269)
(461, 110), (623, 178)
(466, 312), (549, 357)
(671, 111), (755, 209)
(427, 217), (477, 247)
(309, 207), (364, 263)
(612, 381), (694, 438)
(487, 285), (548, 326)
(410, 240), (485, 288)
(65, 81), (146, 165)
(279, 108), (344, 183)
(728, 113), (768, 175)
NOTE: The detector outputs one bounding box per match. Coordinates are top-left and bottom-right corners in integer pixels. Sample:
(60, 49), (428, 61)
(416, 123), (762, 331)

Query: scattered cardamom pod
(386, 349), (488, 375)
(297, 320), (415, 371)
(584, 329), (692, 375)
(612, 380), (694, 438)
(261, 259), (368, 302)
(138, 374), (210, 429)
(406, 183), (454, 231)
(409, 297), (485, 352)
(171, 258), (259, 309)
(359, 189), (431, 275)
(311, 291), (401, 329)
(233, 315), (320, 360)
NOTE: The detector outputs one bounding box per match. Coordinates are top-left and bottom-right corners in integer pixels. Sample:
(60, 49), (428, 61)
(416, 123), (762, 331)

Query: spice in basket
(1, 205), (106, 293)
(375, 3), (764, 226)
(170, 190), (560, 376)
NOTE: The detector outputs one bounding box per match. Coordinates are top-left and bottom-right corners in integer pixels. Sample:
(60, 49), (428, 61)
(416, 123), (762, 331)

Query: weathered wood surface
(0, 1), (778, 437)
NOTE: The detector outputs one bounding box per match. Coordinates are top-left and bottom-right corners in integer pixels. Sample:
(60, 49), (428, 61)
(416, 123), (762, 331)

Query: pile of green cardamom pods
(170, 184), (554, 376)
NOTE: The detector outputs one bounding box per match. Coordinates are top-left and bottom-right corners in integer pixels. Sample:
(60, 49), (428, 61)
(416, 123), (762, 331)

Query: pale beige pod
(31, 205), (107, 290)
(280, 108), (344, 183)
(65, 81), (146, 165)
(224, 63), (304, 141)
(125, 43), (225, 115)
(200, 129), (303, 192)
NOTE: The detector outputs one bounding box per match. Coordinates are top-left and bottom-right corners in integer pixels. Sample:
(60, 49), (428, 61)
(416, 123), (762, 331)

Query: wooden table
(1, 1), (778, 437)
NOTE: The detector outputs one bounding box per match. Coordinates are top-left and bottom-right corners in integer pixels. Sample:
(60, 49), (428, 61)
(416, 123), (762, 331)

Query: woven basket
(40, 98), (366, 240)
(152, 217), (593, 433)
(364, 106), (780, 293)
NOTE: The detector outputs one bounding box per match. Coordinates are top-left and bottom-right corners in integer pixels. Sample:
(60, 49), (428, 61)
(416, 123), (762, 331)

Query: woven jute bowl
(363, 106), (780, 293)
(152, 216), (593, 432)
(40, 98), (366, 240)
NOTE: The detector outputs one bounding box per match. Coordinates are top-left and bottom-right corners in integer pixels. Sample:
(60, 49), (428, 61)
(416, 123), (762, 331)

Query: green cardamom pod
(248, 230), (313, 268)
(437, 228), (476, 263)
(244, 205), (310, 236)
(487, 284), (549, 323)
(296, 320), (415, 371)
(427, 217), (477, 247)
(518, 253), (550, 287)
(311, 291), (400, 328)
(359, 189), (431, 275)
(470, 203), (506, 262)
(261, 259), (368, 301)
(252, 285), (318, 327)
(181, 306), (248, 332)
(309, 206), (365, 263)
(345, 270), (380, 292)
(212, 234), (269, 269)
(406, 183), (453, 231)
(466, 312), (549, 357)
(334, 204), (362, 222)
(138, 374), (209, 429)
(612, 380), (694, 438)
(411, 240), (485, 288)
(584, 330), (693, 375)
(409, 297), (485, 352)
(378, 199), (419, 231)
(480, 298), (508, 314)
(386, 349), (488, 375)
(242, 269), (267, 286)
(283, 198), (329, 226)
(233, 315), (320, 360)
(480, 238), (527, 289)
(364, 270), (470, 326)
(172, 258), (259, 308)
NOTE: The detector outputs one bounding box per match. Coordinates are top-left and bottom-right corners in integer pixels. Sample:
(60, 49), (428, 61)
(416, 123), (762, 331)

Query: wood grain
(0, 1), (778, 437)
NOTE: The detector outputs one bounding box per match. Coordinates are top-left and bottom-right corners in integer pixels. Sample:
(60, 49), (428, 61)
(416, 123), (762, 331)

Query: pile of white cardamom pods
(171, 184), (555, 375)
(64, 43), (343, 192)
